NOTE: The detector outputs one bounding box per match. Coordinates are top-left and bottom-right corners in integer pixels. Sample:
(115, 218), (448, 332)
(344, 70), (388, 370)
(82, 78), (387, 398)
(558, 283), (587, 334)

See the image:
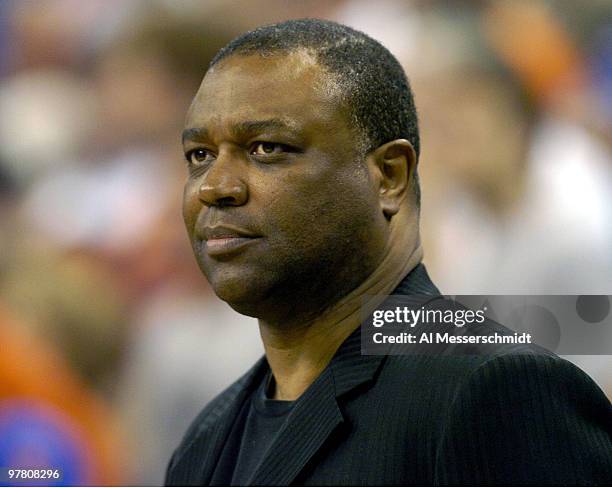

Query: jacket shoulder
(433, 352), (612, 484)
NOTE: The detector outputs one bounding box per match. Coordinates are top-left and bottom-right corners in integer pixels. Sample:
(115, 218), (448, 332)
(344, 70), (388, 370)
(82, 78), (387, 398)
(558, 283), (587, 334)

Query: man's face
(182, 52), (388, 319)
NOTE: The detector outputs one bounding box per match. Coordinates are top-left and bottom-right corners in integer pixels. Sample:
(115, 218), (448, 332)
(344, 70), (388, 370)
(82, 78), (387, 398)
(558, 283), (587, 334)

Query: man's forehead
(186, 51), (344, 128)
(207, 48), (323, 83)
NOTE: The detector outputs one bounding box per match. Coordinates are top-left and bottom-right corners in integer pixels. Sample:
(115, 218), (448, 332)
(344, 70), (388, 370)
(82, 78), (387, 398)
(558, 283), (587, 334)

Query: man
(166, 19), (612, 486)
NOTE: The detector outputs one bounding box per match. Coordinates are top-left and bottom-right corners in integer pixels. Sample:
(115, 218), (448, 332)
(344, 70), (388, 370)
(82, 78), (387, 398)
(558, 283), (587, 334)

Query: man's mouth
(198, 224), (261, 257)
(205, 236), (260, 256)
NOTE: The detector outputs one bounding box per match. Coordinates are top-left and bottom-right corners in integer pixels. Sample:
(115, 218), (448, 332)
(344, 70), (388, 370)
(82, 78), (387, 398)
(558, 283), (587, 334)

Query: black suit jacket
(166, 265), (612, 485)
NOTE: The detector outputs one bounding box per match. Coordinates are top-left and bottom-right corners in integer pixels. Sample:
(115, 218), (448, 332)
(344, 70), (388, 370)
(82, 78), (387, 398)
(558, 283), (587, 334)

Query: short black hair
(209, 18), (421, 206)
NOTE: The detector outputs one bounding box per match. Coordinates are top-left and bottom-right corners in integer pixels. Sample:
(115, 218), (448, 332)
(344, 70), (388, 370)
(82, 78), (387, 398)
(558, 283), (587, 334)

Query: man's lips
(197, 224), (261, 257)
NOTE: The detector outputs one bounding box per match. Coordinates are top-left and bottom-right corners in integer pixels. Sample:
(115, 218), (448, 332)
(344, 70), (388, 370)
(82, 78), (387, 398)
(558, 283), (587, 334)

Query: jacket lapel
(249, 328), (386, 486)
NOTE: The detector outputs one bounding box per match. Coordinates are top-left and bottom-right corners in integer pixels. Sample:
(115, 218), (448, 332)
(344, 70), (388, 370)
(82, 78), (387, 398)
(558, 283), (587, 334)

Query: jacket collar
(328, 262), (440, 397)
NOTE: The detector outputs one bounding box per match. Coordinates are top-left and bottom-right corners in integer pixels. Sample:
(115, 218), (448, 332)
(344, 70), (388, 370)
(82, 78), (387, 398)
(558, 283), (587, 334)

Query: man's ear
(368, 139), (417, 218)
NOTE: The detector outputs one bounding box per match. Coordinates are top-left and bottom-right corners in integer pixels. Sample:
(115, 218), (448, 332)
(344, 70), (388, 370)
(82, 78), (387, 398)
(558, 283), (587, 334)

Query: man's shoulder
(429, 350), (612, 484)
(378, 344), (611, 432)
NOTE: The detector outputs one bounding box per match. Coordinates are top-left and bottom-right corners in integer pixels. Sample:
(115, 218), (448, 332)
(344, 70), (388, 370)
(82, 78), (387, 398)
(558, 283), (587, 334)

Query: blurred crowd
(0, 0), (610, 485)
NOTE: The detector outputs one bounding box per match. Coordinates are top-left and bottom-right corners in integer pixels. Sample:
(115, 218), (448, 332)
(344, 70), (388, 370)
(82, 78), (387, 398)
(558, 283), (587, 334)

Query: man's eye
(251, 142), (287, 156)
(186, 149), (214, 166)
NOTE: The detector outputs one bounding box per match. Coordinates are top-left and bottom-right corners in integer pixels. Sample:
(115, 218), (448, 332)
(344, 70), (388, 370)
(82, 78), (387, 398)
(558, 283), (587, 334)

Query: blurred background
(0, 0), (610, 485)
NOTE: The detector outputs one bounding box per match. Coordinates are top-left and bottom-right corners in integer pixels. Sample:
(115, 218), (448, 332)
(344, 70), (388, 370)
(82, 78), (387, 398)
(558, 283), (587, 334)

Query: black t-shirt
(211, 372), (294, 486)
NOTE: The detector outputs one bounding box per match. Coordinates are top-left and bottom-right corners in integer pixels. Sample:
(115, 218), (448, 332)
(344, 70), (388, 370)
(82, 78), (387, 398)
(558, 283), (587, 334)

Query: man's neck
(259, 214), (423, 401)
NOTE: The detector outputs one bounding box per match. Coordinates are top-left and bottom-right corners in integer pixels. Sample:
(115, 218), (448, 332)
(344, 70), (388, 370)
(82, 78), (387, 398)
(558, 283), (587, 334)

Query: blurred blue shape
(0, 400), (89, 486)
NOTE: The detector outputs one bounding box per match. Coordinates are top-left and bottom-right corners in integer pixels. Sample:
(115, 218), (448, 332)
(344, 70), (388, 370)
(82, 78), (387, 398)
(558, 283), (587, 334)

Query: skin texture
(182, 51), (422, 399)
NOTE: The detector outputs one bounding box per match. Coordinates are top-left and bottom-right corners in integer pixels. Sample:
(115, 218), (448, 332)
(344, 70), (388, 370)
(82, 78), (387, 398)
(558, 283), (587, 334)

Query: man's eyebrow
(182, 119), (298, 144)
(182, 127), (209, 144)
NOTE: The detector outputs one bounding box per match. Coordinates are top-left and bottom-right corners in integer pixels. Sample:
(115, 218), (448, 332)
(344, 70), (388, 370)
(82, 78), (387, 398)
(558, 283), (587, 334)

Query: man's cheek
(182, 184), (202, 231)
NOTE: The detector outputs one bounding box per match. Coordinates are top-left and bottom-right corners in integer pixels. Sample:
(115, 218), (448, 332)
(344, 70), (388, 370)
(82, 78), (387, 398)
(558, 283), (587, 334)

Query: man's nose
(197, 156), (248, 207)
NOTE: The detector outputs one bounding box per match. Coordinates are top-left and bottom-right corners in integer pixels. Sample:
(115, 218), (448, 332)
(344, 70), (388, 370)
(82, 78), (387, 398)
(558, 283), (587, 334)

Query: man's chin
(205, 270), (270, 317)
(213, 289), (268, 319)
